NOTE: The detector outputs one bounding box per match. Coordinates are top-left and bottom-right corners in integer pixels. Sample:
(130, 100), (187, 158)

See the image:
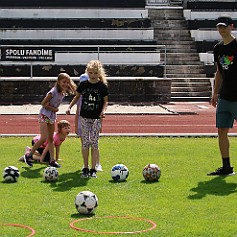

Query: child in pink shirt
(19, 120), (70, 164)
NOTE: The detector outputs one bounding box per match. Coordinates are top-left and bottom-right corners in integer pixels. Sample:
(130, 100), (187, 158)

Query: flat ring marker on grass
(70, 216), (157, 234)
(0, 223), (36, 237)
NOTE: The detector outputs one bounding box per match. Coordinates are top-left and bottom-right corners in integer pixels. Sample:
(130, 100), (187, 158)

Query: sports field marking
(0, 223), (36, 237)
(70, 216), (157, 234)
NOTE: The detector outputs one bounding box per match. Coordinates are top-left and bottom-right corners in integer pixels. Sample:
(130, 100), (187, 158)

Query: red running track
(0, 113), (235, 135)
(1, 103), (236, 135)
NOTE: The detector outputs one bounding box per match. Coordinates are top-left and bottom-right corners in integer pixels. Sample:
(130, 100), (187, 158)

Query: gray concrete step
(171, 78), (211, 82)
(149, 8), (212, 100)
(157, 40), (196, 45)
(167, 74), (207, 78)
(166, 65), (205, 74)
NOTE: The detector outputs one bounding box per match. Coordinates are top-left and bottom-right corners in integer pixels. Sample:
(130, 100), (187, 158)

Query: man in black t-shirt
(208, 16), (237, 176)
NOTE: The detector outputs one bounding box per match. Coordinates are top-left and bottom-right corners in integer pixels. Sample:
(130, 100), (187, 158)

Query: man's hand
(211, 93), (218, 107)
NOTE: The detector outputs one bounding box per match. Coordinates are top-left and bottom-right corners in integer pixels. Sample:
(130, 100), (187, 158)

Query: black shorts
(32, 140), (50, 162)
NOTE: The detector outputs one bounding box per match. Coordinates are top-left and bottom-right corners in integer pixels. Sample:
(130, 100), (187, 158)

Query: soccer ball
(3, 166), (20, 182)
(75, 191), (98, 215)
(43, 166), (58, 182)
(142, 164), (161, 182)
(111, 164), (129, 182)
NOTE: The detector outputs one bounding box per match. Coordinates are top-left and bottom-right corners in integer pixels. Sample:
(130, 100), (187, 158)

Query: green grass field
(1, 137), (237, 237)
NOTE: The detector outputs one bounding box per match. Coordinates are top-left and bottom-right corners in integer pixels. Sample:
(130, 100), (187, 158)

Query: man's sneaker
(49, 160), (61, 168)
(95, 164), (103, 172)
(207, 167), (235, 176)
(81, 168), (89, 178)
(89, 169), (97, 178)
(23, 153), (33, 167)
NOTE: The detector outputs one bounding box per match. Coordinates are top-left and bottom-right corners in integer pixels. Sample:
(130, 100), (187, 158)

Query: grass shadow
(71, 213), (95, 219)
(49, 170), (89, 192)
(188, 176), (237, 200)
(109, 179), (128, 183)
(140, 180), (160, 184)
(20, 166), (45, 179)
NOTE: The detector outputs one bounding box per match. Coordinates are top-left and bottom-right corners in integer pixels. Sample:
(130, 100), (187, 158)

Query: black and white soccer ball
(43, 166), (58, 182)
(75, 191), (98, 215)
(142, 163), (161, 182)
(111, 164), (129, 182)
(3, 166), (20, 182)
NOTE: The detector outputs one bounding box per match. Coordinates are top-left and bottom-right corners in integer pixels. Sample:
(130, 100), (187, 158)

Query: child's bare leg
(82, 148), (89, 169)
(32, 154), (41, 161)
(28, 123), (48, 156)
(47, 123), (55, 162)
(91, 148), (98, 170)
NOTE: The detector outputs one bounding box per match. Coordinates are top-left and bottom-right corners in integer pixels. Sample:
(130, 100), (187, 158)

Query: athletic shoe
(19, 146), (31, 162)
(23, 153), (33, 167)
(49, 160), (61, 168)
(81, 168), (89, 178)
(207, 167), (235, 176)
(95, 164), (103, 172)
(89, 169), (97, 178)
(81, 165), (90, 171)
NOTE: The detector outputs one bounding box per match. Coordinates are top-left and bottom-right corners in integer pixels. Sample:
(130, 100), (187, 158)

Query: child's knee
(91, 141), (99, 150)
(82, 141), (90, 149)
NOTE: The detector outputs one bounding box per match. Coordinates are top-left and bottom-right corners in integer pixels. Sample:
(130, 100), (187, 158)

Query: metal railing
(0, 44), (167, 78)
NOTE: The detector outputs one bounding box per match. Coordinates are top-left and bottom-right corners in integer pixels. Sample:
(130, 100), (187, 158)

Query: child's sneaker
(25, 146), (31, 153)
(81, 165), (90, 171)
(89, 169), (97, 178)
(24, 153), (33, 167)
(207, 167), (235, 176)
(49, 160), (61, 168)
(95, 164), (103, 172)
(20, 146), (31, 162)
(81, 168), (89, 178)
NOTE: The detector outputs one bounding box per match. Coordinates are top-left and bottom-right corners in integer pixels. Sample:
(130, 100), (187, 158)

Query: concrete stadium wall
(0, 8), (149, 19)
(0, 77), (171, 104)
(0, 29), (154, 40)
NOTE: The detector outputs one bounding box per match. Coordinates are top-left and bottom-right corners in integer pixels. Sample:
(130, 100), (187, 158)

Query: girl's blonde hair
(57, 119), (70, 131)
(56, 72), (77, 95)
(85, 60), (108, 85)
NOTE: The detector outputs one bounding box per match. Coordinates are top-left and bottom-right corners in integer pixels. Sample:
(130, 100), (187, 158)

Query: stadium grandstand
(0, 0), (235, 104)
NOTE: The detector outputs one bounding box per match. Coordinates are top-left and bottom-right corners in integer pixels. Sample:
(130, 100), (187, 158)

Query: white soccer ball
(111, 164), (129, 182)
(142, 164), (161, 182)
(75, 191), (98, 215)
(3, 166), (20, 182)
(43, 166), (58, 182)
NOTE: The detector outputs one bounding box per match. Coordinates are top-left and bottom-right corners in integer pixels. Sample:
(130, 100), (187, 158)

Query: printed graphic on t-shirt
(219, 55), (234, 70)
(82, 88), (102, 113)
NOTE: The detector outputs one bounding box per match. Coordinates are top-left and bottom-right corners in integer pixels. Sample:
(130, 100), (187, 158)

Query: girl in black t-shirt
(66, 60), (108, 178)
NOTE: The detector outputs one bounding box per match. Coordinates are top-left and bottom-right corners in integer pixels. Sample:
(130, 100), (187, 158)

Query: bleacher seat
(0, 0), (146, 8)
(0, 0), (172, 104)
(0, 4), (164, 78)
(187, 1), (237, 10)
(184, 0), (237, 75)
